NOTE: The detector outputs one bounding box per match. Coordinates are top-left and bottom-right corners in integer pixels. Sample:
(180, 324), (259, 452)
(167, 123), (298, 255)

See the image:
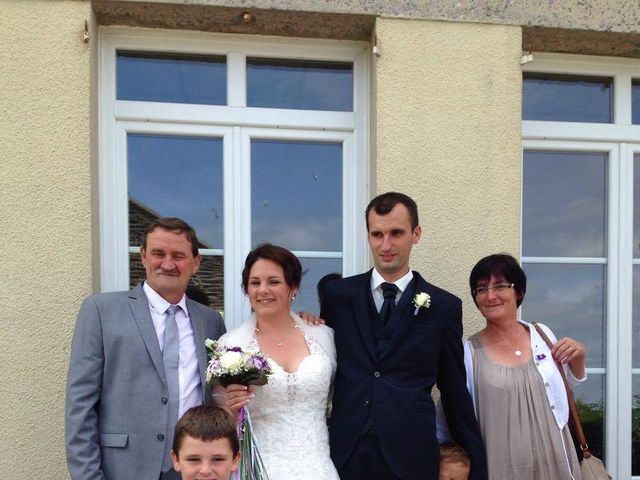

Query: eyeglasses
(472, 283), (515, 297)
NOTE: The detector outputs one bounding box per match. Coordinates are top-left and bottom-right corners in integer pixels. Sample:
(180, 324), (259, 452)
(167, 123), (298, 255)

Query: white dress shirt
(143, 282), (202, 418)
(370, 268), (414, 312)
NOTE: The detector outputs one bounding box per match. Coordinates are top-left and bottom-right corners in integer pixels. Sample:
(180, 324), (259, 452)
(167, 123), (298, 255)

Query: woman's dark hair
(242, 243), (302, 292)
(469, 253), (526, 307)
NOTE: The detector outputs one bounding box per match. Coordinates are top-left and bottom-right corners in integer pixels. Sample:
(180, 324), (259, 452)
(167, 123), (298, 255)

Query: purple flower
(536, 353), (546, 361)
(251, 355), (269, 370)
(227, 346), (243, 352)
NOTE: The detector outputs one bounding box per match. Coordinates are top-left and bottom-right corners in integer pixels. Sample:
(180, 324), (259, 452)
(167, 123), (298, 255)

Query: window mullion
(604, 142), (620, 476)
(222, 126), (245, 329)
(227, 52), (246, 107)
(616, 143), (634, 479)
(614, 73), (632, 125)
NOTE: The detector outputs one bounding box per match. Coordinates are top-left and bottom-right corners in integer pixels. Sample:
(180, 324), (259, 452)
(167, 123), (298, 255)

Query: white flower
(219, 351), (244, 370)
(205, 338), (216, 350)
(413, 292), (431, 315)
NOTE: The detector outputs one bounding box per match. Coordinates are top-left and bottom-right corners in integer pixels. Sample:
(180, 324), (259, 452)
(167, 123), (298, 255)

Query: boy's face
(439, 461), (470, 480)
(172, 436), (240, 480)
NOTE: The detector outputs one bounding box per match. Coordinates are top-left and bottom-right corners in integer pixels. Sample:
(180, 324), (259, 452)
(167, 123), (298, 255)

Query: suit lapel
(129, 283), (167, 387)
(352, 271), (378, 362)
(379, 273), (420, 361)
(187, 299), (209, 403)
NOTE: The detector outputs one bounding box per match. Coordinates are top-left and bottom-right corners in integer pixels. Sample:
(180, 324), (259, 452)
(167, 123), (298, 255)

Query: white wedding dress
(246, 331), (339, 480)
(218, 313), (338, 480)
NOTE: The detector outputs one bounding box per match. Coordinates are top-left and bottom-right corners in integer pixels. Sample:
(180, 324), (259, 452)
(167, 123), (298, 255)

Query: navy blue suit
(321, 270), (487, 480)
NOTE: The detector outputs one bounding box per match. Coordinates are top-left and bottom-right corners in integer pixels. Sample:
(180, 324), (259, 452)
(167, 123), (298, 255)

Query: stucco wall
(374, 18), (522, 333)
(0, 1), (93, 478)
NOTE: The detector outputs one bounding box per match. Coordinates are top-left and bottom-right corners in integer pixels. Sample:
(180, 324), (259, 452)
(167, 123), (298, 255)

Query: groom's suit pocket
(415, 399), (435, 414)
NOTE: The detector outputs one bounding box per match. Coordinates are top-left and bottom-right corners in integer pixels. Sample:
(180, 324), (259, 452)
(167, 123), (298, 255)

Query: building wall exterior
(374, 18), (522, 331)
(0, 1), (93, 479)
(1, 1), (638, 479)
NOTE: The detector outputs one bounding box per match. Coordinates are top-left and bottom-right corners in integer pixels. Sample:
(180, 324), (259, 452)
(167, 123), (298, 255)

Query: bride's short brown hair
(242, 243), (302, 293)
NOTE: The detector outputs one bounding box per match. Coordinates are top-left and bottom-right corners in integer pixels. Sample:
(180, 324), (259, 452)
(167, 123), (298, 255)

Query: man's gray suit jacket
(65, 283), (226, 480)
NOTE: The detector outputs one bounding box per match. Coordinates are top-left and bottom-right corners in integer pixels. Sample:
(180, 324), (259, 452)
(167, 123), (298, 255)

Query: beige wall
(0, 5), (521, 477)
(0, 1), (93, 478)
(374, 18), (522, 333)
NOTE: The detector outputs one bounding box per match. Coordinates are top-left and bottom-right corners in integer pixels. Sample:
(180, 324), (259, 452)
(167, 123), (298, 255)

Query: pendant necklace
(512, 326), (522, 357)
(255, 322), (299, 347)
(489, 325), (522, 357)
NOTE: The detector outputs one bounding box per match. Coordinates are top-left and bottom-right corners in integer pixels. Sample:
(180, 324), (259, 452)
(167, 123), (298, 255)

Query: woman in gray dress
(466, 253), (586, 480)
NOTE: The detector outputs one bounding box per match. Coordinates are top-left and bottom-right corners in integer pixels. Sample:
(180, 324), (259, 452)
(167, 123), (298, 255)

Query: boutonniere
(413, 292), (431, 316)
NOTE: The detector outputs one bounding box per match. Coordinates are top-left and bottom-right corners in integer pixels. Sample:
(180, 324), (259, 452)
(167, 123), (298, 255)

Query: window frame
(522, 52), (640, 479)
(99, 26), (370, 326)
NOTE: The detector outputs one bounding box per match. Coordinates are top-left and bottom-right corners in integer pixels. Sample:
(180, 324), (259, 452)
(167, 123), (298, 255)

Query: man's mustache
(154, 268), (179, 276)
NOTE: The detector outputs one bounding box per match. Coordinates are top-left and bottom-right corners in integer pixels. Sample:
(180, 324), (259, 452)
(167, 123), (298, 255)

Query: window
(633, 81), (640, 125)
(100, 27), (369, 326)
(523, 72), (613, 123)
(522, 54), (640, 479)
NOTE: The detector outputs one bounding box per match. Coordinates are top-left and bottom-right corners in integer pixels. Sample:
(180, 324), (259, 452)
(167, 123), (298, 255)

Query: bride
(217, 243), (339, 480)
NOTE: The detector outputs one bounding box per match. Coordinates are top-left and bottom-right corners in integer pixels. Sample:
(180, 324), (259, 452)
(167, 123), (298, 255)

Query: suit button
(374, 371), (381, 378)
(157, 433), (165, 441)
(364, 400), (370, 407)
(161, 397), (168, 404)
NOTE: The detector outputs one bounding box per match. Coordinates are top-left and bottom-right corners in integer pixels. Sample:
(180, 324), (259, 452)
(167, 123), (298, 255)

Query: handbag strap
(532, 322), (593, 458)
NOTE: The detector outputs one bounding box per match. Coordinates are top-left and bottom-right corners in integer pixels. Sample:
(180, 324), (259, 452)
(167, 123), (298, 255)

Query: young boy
(439, 441), (471, 480)
(171, 405), (241, 480)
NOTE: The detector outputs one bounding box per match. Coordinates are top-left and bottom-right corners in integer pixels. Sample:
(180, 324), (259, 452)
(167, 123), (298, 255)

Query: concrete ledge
(93, 0), (640, 35)
(524, 26), (640, 59)
(93, 1), (375, 40)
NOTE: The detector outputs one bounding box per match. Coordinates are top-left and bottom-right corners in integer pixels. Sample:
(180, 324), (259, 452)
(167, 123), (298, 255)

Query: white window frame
(522, 52), (640, 480)
(98, 26), (370, 327)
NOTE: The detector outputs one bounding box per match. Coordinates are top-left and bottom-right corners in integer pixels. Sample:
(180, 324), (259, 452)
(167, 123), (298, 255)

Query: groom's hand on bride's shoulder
(298, 311), (326, 326)
(211, 384), (255, 417)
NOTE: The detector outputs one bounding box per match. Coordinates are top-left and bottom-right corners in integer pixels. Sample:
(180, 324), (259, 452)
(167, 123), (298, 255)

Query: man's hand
(298, 311), (326, 326)
(211, 384), (255, 417)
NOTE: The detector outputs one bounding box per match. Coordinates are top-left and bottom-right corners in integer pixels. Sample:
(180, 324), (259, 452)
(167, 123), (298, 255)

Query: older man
(65, 218), (226, 480)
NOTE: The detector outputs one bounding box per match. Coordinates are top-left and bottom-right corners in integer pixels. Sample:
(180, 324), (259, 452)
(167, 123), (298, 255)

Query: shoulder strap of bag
(532, 322), (593, 459)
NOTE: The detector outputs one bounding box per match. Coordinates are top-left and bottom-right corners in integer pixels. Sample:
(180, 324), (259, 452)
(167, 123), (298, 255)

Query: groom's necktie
(162, 305), (180, 472)
(379, 282), (399, 325)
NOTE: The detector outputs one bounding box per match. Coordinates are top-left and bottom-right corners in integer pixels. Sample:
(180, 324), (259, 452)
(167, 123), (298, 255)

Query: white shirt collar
(143, 281), (189, 316)
(370, 268), (414, 293)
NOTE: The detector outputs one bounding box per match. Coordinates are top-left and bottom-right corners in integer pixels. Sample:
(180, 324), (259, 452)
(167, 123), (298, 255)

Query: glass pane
(128, 134), (223, 248)
(522, 263), (605, 368)
(634, 265), (640, 368)
(523, 73), (612, 123)
(117, 51), (226, 105)
(291, 257), (342, 316)
(522, 151), (607, 257)
(575, 374), (606, 462)
(633, 81), (640, 125)
(634, 155), (640, 258)
(251, 140), (342, 251)
(130, 253), (224, 313)
(247, 57), (353, 111)
(634, 376), (640, 475)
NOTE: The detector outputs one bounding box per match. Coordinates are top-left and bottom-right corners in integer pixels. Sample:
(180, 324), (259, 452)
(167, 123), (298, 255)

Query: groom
(320, 192), (487, 480)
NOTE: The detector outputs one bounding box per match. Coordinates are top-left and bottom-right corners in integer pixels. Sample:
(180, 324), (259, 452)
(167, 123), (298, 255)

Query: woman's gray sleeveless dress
(469, 333), (582, 480)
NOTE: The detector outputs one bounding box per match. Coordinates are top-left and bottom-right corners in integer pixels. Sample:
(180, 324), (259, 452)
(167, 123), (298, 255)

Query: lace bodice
(248, 333), (339, 480)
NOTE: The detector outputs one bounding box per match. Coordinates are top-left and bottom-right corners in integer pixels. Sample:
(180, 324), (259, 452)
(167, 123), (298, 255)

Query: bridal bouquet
(205, 339), (272, 480)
